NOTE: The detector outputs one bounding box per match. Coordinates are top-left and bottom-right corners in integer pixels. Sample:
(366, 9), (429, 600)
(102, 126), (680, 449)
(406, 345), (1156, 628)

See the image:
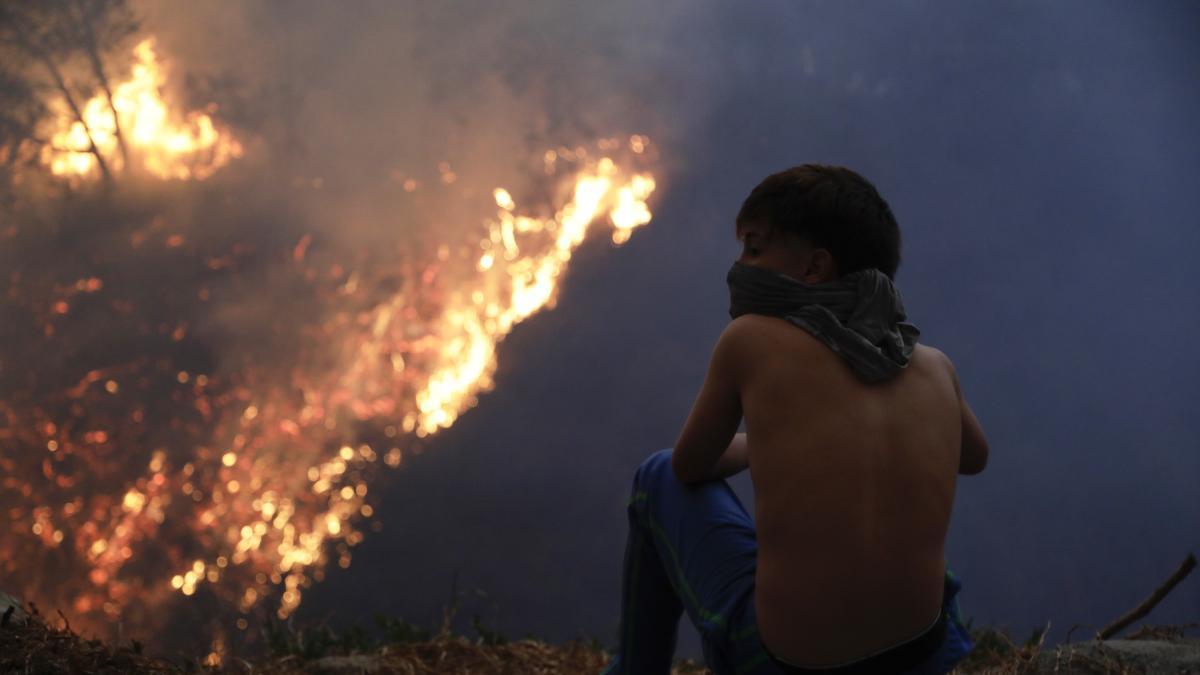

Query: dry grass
(254, 626), (1185, 675)
(254, 634), (708, 674)
(0, 602), (177, 674)
(1, 600), (1195, 674)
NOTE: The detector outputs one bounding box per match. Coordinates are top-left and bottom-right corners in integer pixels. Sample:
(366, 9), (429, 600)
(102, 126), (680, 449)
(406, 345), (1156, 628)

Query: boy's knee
(633, 448), (675, 493)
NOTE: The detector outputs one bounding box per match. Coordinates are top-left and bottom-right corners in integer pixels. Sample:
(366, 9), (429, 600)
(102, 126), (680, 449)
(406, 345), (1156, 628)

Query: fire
(207, 150), (656, 619)
(413, 156), (655, 436)
(40, 38), (243, 180)
(4, 115), (657, 648)
(9, 21), (660, 653)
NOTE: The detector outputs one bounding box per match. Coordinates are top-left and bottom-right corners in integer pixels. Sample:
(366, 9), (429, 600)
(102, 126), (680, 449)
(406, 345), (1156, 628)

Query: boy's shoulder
(715, 313), (830, 372)
(720, 315), (957, 383)
(720, 313), (832, 354)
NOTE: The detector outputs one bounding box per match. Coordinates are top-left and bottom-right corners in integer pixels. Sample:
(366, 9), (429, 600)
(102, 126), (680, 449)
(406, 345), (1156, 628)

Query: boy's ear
(804, 248), (838, 283)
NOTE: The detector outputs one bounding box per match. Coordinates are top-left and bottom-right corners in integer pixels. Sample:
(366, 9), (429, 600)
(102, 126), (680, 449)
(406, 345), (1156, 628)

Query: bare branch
(72, 0), (133, 169)
(1099, 552), (1197, 640)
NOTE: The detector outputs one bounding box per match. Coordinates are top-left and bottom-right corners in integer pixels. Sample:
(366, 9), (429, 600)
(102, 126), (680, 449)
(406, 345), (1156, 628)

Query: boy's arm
(671, 323), (747, 484)
(941, 352), (989, 475)
(702, 432), (749, 481)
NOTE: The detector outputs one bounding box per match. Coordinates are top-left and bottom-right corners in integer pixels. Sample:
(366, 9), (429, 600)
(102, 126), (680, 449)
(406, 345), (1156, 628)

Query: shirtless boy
(602, 165), (988, 675)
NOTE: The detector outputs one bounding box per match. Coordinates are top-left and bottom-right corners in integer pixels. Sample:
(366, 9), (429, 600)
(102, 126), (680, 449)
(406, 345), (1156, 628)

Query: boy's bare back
(726, 312), (986, 666)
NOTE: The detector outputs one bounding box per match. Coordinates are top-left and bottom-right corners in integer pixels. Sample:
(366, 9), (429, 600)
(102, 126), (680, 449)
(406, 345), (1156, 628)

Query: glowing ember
(39, 38), (243, 180)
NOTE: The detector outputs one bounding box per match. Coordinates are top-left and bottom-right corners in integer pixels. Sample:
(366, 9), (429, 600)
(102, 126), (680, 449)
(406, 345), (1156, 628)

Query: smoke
(129, 0), (715, 380)
(139, 0), (701, 205)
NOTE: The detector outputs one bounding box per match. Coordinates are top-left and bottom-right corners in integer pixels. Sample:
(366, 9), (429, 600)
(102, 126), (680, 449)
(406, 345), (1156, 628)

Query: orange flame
(236, 148), (657, 618)
(40, 38), (243, 180)
(410, 157), (655, 436)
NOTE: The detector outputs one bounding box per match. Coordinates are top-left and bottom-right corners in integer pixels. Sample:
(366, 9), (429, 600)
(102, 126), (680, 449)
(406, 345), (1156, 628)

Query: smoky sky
(135, 0), (1200, 658)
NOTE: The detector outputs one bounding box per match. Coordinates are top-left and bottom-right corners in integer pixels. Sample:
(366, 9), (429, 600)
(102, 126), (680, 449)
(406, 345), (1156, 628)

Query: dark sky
(145, 0), (1200, 658)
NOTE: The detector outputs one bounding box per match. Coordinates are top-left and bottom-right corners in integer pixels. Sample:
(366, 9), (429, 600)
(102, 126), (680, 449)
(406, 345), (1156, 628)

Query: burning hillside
(0, 16), (657, 663)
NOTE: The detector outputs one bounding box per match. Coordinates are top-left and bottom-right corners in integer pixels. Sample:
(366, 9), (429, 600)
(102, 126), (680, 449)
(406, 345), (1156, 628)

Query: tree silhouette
(0, 0), (138, 188)
(0, 65), (44, 207)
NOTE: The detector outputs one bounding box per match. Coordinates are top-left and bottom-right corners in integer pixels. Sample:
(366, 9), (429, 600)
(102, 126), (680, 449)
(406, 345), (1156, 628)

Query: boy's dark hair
(736, 164), (902, 279)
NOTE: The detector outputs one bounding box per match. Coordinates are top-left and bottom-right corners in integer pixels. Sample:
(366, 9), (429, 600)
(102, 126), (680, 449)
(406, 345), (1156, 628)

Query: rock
(0, 588), (27, 627)
(1032, 637), (1200, 674)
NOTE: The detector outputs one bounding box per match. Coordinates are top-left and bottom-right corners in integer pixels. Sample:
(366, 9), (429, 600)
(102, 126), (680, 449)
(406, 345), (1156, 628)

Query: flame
(3, 127), (657, 646)
(241, 149), (657, 620)
(40, 38), (243, 180)
(412, 157), (655, 436)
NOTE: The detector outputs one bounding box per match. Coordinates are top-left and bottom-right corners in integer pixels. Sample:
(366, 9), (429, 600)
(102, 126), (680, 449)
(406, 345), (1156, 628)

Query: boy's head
(734, 164), (901, 283)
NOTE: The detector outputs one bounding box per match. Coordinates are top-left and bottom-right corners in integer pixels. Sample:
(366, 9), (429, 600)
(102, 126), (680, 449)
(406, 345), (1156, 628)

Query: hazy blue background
(148, 0), (1199, 658)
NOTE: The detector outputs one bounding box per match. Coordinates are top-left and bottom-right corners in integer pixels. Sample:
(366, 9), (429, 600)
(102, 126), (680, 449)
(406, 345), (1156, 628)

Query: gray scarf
(727, 261), (920, 383)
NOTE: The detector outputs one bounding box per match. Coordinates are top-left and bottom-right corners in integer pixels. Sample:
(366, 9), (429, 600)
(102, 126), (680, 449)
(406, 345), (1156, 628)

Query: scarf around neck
(726, 261), (920, 383)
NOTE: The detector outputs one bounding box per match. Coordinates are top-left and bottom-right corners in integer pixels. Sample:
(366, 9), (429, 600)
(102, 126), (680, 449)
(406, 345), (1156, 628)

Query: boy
(602, 165), (987, 675)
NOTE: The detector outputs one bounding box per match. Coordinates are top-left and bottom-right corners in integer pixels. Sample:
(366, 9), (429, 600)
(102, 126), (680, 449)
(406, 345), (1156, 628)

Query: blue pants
(602, 449), (975, 675)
